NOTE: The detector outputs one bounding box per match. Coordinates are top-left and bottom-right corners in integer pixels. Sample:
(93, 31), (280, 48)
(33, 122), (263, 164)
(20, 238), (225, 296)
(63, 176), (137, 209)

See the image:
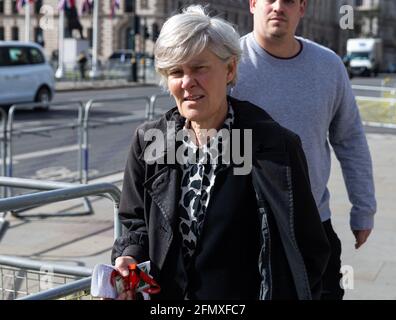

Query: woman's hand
(114, 256), (139, 300)
(114, 255), (138, 277)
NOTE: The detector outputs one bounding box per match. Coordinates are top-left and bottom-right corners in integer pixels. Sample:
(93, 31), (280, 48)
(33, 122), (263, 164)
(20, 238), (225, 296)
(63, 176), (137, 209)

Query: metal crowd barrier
(82, 96), (151, 184)
(0, 93), (173, 219)
(0, 255), (92, 300)
(6, 101), (85, 187)
(0, 177), (122, 300)
(3, 101), (92, 218)
(0, 177), (121, 239)
(149, 93), (172, 120)
(1, 94), (173, 186)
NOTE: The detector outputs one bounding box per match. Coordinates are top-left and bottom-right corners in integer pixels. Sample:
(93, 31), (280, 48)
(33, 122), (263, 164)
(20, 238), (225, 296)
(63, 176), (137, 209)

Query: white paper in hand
(90, 262), (152, 299)
(91, 264), (117, 299)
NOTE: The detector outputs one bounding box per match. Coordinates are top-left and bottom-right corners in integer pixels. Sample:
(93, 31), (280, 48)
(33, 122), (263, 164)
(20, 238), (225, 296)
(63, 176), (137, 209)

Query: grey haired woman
(111, 5), (330, 300)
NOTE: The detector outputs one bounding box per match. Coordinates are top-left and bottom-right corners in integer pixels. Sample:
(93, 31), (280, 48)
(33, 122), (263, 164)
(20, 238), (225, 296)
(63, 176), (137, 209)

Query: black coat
(111, 97), (331, 300)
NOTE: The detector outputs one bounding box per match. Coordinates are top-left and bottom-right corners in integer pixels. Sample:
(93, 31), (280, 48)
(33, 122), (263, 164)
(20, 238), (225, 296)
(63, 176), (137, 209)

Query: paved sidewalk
(0, 132), (395, 300)
(329, 132), (396, 300)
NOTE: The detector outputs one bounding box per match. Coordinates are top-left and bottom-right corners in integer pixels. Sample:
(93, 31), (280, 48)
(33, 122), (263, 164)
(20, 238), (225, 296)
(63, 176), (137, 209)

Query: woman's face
(167, 48), (236, 124)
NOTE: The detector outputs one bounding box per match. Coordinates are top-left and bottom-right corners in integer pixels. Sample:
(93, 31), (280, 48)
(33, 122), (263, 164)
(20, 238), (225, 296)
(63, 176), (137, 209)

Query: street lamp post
(24, 2), (30, 41)
(142, 16), (147, 84)
(55, 7), (65, 79)
(89, 0), (99, 79)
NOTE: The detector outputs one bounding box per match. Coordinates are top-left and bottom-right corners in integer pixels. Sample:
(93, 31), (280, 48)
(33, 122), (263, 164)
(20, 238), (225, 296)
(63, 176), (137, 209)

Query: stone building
(297, 0), (341, 53)
(1, 0), (394, 69)
(0, 0), (252, 62)
(297, 0), (396, 67)
(353, 0), (396, 68)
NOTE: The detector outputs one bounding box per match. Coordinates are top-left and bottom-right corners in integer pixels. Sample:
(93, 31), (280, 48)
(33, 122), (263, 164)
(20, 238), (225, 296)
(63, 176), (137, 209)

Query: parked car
(0, 41), (55, 110)
(107, 50), (152, 66)
(107, 50), (134, 65)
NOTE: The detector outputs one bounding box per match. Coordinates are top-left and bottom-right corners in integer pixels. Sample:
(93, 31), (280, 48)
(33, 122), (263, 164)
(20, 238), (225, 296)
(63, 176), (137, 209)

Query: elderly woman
(111, 5), (330, 300)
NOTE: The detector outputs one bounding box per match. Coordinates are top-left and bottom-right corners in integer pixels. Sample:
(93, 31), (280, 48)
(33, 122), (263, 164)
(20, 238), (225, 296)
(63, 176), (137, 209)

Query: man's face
(250, 0), (307, 40)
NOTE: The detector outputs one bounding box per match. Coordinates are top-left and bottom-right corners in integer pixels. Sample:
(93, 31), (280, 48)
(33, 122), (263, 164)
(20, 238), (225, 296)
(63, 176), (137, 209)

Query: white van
(346, 38), (383, 77)
(0, 41), (55, 109)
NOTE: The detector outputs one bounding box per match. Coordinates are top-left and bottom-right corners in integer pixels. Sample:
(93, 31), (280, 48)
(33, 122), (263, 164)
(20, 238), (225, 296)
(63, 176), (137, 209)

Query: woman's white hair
(154, 5), (242, 88)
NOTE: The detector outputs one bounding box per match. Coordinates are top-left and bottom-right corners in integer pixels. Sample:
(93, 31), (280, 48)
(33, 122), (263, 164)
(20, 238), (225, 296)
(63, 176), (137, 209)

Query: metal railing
(0, 177), (121, 239)
(6, 101), (85, 187)
(82, 96), (151, 183)
(0, 177), (122, 300)
(0, 255), (92, 300)
(148, 93), (172, 120)
(2, 93), (174, 188)
(3, 101), (92, 217)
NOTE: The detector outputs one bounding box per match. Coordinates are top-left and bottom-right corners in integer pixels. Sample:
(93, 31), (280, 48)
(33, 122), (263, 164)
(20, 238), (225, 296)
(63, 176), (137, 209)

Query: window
(28, 47), (45, 64)
(34, 0), (42, 15)
(81, 1), (93, 15)
(0, 26), (4, 40)
(140, 0), (148, 9)
(125, 0), (135, 12)
(8, 47), (29, 65)
(12, 27), (19, 40)
(0, 1), (4, 14)
(12, 0), (18, 14)
(355, 0), (363, 7)
(125, 27), (134, 49)
(0, 48), (9, 66)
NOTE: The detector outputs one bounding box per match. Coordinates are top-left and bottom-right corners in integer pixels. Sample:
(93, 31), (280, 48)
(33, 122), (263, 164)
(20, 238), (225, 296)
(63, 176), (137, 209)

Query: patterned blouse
(178, 103), (234, 268)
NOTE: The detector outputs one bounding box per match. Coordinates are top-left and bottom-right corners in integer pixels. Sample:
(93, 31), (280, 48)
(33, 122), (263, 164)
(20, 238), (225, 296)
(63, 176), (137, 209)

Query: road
(4, 74), (396, 189)
(6, 86), (172, 189)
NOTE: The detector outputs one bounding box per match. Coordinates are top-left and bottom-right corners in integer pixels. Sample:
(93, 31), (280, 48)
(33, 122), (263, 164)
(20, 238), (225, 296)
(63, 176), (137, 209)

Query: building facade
(297, 0), (341, 53)
(297, 0), (396, 67)
(1, 0), (394, 69)
(0, 0), (252, 62)
(354, 0), (396, 68)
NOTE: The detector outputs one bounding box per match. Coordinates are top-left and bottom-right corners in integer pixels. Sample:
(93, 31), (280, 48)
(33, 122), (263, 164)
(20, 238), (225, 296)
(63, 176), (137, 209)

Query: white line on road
(14, 145), (79, 161)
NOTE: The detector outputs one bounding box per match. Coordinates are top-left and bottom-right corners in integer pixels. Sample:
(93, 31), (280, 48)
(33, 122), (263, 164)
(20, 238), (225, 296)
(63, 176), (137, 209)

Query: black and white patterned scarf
(178, 103), (234, 267)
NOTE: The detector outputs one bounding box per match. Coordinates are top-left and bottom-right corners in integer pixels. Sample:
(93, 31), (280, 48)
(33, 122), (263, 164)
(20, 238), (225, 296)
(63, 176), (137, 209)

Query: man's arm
(329, 59), (377, 246)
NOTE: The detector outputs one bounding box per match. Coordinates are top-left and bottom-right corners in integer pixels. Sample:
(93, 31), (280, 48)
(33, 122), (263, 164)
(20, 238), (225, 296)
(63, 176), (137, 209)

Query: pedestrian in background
(77, 51), (88, 80)
(231, 0), (377, 300)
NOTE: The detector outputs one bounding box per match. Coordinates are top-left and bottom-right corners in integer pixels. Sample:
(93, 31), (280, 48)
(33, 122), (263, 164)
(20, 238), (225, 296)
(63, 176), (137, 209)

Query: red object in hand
(110, 263), (160, 299)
